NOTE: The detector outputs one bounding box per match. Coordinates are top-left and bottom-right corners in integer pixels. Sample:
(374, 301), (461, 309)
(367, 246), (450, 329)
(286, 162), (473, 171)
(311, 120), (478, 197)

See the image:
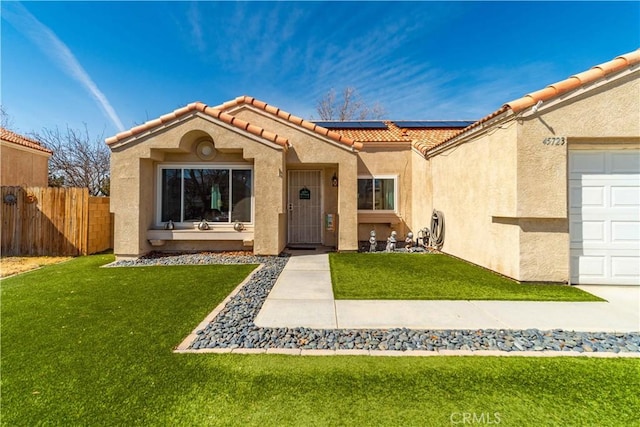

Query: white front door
(569, 150), (640, 285)
(288, 170), (322, 244)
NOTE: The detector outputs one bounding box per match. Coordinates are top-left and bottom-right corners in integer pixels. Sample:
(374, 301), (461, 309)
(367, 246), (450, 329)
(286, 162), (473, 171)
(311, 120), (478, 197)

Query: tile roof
(428, 49), (640, 154)
(213, 96), (362, 151)
(0, 127), (53, 155)
(106, 102), (290, 149)
(325, 121), (462, 154)
(106, 96), (362, 151)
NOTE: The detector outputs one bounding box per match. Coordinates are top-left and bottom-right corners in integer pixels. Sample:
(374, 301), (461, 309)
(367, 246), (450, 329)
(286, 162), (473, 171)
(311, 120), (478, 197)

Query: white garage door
(569, 150), (640, 285)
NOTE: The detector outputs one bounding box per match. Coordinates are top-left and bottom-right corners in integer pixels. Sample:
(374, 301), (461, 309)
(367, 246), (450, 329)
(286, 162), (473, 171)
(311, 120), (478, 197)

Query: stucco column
(110, 151), (148, 259)
(252, 156), (285, 255)
(337, 161), (358, 251)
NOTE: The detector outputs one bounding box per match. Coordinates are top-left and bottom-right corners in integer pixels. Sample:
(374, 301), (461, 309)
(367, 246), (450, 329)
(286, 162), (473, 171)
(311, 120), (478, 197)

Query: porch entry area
(288, 170), (322, 245)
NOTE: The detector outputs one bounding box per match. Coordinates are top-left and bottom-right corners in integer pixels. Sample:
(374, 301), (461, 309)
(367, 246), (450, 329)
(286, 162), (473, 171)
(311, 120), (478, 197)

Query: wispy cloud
(2, 2), (124, 131)
(187, 1), (205, 53)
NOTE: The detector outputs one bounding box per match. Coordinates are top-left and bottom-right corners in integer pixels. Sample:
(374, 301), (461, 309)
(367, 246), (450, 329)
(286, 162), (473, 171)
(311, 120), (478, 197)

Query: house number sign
(542, 136), (566, 146)
(299, 187), (311, 200)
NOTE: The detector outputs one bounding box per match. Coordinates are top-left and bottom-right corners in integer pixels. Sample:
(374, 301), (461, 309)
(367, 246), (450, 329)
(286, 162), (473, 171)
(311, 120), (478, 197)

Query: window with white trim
(158, 165), (253, 224)
(357, 176), (396, 211)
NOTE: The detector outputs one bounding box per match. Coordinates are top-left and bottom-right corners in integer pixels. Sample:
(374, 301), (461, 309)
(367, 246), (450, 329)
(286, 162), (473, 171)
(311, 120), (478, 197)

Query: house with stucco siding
(1, 127), (52, 187)
(107, 49), (640, 286)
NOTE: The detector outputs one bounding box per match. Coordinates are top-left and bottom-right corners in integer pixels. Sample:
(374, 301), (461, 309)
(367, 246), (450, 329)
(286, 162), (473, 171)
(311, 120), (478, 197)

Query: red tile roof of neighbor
(427, 49), (640, 153)
(0, 127), (53, 155)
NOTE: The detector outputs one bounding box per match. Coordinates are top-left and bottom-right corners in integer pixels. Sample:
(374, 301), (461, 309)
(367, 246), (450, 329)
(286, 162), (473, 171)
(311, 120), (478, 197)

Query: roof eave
(218, 96), (361, 152)
(425, 108), (514, 158)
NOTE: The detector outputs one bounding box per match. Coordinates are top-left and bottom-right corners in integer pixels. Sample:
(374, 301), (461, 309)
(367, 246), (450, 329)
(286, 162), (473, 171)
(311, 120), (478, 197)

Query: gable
(427, 49), (640, 156)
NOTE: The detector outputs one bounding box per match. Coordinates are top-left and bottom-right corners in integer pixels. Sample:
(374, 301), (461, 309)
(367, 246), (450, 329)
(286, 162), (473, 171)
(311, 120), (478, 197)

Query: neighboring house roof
(106, 96), (362, 151)
(428, 49), (640, 153)
(0, 127), (53, 155)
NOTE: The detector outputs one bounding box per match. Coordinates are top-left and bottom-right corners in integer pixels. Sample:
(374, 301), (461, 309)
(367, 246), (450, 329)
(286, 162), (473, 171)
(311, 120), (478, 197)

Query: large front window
(357, 177), (396, 211)
(159, 166), (252, 223)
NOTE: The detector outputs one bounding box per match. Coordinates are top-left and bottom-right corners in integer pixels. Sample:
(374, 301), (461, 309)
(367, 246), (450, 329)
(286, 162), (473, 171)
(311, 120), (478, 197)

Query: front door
(288, 170), (322, 244)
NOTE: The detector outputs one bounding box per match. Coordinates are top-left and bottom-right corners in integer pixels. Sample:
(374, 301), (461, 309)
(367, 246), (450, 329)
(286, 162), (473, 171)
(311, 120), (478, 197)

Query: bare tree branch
(1, 105), (15, 130)
(316, 87), (386, 121)
(32, 125), (110, 196)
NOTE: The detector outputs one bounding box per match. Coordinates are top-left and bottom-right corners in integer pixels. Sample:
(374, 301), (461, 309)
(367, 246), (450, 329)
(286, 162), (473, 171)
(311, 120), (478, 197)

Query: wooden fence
(1, 186), (113, 256)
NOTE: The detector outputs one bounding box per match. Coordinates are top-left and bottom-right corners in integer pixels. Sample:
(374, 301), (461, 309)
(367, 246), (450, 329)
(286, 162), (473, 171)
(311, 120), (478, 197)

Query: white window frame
(357, 175), (398, 213)
(156, 163), (254, 227)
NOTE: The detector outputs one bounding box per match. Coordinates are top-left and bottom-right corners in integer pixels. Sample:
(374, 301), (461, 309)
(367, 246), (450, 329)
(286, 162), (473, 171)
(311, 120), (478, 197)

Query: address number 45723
(542, 136), (566, 146)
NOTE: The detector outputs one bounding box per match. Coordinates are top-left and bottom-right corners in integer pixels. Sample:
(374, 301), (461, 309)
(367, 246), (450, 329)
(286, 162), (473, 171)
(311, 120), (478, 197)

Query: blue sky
(2, 1), (639, 140)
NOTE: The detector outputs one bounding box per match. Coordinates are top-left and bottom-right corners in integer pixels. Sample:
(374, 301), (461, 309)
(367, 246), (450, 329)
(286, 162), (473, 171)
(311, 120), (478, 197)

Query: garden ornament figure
(405, 232), (414, 251)
(369, 230), (377, 252)
(386, 231), (397, 252)
(198, 219), (210, 230)
(164, 219), (175, 230)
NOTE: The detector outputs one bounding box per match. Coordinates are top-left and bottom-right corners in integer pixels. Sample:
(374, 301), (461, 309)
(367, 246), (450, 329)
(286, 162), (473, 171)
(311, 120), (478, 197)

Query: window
(357, 176), (396, 211)
(159, 165), (252, 224)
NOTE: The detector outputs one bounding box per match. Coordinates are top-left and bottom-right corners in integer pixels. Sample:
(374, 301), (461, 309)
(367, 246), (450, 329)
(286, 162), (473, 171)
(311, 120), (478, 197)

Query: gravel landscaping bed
(109, 252), (640, 354)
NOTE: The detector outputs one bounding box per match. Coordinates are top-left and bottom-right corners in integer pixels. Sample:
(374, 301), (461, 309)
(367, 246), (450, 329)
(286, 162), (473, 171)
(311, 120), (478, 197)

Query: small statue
(369, 230), (377, 252)
(386, 231), (397, 252)
(198, 219), (210, 230)
(405, 232), (414, 251)
(164, 219), (175, 230)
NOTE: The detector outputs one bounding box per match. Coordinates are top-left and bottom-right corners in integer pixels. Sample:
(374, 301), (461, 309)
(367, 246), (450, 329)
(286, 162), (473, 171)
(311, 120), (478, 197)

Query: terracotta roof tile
(1, 127), (53, 154)
(214, 95), (362, 151)
(320, 121), (464, 155)
(505, 49), (640, 113)
(106, 95), (362, 151)
(428, 49), (640, 154)
(105, 101), (290, 149)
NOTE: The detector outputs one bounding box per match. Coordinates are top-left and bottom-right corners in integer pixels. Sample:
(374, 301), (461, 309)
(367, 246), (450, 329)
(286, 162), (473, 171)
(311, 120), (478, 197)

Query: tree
(316, 87), (386, 121)
(34, 125), (110, 196)
(1, 105), (14, 129)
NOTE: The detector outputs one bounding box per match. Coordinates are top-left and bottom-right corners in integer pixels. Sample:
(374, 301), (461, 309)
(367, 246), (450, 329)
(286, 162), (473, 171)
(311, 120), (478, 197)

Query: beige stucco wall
(355, 145), (413, 241)
(428, 69), (639, 282)
(110, 114), (286, 259)
(429, 123), (521, 279)
(110, 107), (363, 259)
(234, 107), (360, 251)
(411, 148), (431, 234)
(514, 69), (639, 281)
(0, 142), (50, 187)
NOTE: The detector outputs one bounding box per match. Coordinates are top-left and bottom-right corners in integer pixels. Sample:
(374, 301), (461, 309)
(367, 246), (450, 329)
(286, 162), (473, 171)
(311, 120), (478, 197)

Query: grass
(2, 254), (638, 426)
(330, 253), (603, 301)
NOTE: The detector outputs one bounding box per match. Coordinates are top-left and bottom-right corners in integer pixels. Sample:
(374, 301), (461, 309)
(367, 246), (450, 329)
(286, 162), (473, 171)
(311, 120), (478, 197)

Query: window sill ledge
(147, 229), (254, 245)
(357, 212), (402, 224)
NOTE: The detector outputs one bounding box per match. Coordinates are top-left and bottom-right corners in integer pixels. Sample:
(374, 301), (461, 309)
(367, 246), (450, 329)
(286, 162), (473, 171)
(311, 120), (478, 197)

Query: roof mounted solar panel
(312, 121), (388, 129)
(392, 121), (475, 129)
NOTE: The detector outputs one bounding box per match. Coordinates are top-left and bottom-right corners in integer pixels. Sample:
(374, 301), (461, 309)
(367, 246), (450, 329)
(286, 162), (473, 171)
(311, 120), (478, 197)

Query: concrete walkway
(254, 252), (640, 333)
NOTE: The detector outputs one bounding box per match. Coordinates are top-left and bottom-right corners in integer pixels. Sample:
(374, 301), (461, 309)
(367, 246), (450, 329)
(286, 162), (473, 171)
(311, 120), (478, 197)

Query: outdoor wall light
(331, 172), (338, 187)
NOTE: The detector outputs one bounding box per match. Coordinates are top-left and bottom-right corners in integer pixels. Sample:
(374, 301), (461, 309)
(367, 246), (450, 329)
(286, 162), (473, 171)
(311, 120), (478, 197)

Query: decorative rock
(107, 251), (640, 354)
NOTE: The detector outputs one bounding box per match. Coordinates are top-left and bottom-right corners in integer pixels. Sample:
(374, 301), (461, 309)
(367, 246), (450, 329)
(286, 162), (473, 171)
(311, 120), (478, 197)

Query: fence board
(1, 187), (111, 256)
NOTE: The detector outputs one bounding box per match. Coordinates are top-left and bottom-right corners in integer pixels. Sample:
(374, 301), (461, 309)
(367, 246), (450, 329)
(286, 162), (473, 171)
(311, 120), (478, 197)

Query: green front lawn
(2, 254), (636, 426)
(330, 253), (602, 301)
